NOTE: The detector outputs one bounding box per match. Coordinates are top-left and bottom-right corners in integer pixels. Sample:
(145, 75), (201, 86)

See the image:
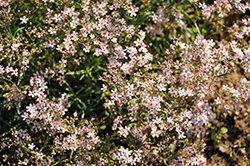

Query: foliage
(0, 0), (250, 165)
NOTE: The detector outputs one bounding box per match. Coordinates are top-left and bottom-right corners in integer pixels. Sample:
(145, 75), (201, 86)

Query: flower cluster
(0, 0), (250, 165)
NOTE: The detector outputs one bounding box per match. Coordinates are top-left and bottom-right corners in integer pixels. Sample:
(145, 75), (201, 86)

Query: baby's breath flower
(0, 44), (3, 51)
(224, 105), (230, 110)
(28, 143), (35, 150)
(20, 16), (29, 24)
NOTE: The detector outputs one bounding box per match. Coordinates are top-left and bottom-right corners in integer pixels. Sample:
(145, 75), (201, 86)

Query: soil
(203, 64), (250, 166)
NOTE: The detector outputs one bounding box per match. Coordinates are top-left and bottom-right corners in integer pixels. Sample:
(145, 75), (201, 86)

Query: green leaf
(8, 26), (12, 38)
(218, 127), (228, 134)
(79, 74), (85, 81)
(211, 133), (217, 140)
(218, 72), (230, 77)
(211, 126), (217, 131)
(66, 70), (85, 76)
(168, 131), (177, 137)
(13, 27), (25, 38)
(105, 110), (109, 116)
(76, 98), (87, 110)
(81, 111), (85, 119)
(99, 125), (107, 130)
(200, 14), (212, 32)
(184, 29), (190, 43)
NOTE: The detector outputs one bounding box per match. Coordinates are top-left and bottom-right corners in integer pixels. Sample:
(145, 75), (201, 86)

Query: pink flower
(28, 143), (35, 150)
(16, 148), (23, 157)
(48, 27), (56, 35)
(214, 97), (222, 105)
(36, 152), (44, 161)
(0, 44), (3, 52)
(23, 159), (28, 165)
(18, 160), (23, 165)
(224, 105), (230, 110)
(118, 126), (130, 138)
(101, 84), (107, 92)
(53, 13), (62, 22)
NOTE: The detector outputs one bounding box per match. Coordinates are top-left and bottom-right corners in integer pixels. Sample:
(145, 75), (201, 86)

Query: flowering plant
(0, 0), (250, 165)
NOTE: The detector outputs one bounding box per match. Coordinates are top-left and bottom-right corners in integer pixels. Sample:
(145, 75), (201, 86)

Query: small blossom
(2, 154), (7, 160)
(20, 16), (29, 24)
(48, 27), (56, 35)
(16, 148), (23, 157)
(101, 84), (107, 92)
(36, 152), (44, 161)
(0, 44), (3, 52)
(214, 97), (222, 105)
(28, 143), (35, 150)
(111, 38), (117, 43)
(23, 159), (28, 165)
(224, 105), (230, 110)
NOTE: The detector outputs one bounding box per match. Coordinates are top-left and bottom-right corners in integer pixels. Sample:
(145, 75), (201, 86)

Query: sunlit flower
(20, 16), (29, 24)
(28, 143), (35, 150)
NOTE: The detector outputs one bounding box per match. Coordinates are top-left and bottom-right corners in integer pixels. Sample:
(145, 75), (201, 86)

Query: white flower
(20, 16), (29, 24)
(0, 44), (3, 52)
(111, 38), (117, 43)
(28, 143), (35, 150)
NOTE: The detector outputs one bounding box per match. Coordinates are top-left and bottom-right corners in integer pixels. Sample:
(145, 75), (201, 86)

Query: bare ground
(204, 65), (250, 165)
